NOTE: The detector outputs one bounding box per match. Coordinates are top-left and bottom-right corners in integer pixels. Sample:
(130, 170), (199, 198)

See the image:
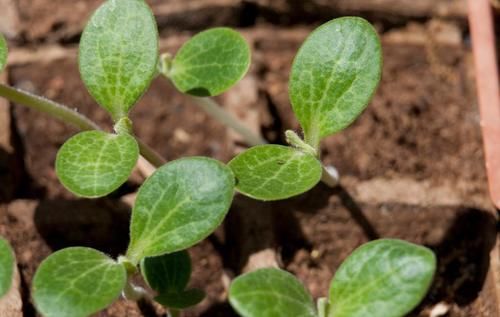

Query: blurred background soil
(0, 0), (498, 316)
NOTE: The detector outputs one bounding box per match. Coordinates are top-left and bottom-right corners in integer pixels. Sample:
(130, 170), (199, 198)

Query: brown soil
(0, 1), (498, 317)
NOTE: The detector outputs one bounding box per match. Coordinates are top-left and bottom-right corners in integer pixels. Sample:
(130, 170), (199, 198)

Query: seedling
(0, 2), (431, 317)
(32, 156), (234, 317)
(0, 1), (235, 315)
(229, 17), (382, 201)
(229, 239), (437, 317)
(0, 236), (15, 300)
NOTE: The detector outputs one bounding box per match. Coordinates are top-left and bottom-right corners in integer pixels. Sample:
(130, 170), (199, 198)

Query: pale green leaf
(56, 130), (139, 198)
(79, 0), (159, 120)
(169, 27), (250, 97)
(229, 268), (317, 317)
(0, 34), (7, 73)
(32, 247), (127, 317)
(140, 250), (191, 293)
(0, 237), (14, 299)
(127, 157), (235, 262)
(328, 239), (436, 317)
(289, 17), (382, 147)
(155, 289), (205, 309)
(228, 145), (322, 201)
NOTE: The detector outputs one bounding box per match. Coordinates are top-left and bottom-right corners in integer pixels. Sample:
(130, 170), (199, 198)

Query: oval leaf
(79, 0), (159, 119)
(328, 239), (436, 317)
(0, 34), (7, 72)
(289, 17), (382, 147)
(32, 247), (126, 317)
(228, 145), (322, 201)
(0, 237), (14, 298)
(229, 268), (317, 317)
(127, 157), (235, 262)
(169, 27), (250, 97)
(56, 130), (139, 198)
(155, 289), (205, 309)
(140, 250), (191, 293)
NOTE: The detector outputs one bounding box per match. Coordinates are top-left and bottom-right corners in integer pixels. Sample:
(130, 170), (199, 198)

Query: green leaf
(140, 250), (191, 293)
(0, 34), (7, 73)
(228, 145), (322, 201)
(155, 289), (205, 309)
(127, 157), (235, 262)
(56, 130), (139, 198)
(229, 268), (317, 317)
(289, 17), (382, 147)
(79, 0), (159, 120)
(328, 239), (436, 317)
(32, 247), (126, 317)
(0, 237), (14, 298)
(169, 27), (251, 97)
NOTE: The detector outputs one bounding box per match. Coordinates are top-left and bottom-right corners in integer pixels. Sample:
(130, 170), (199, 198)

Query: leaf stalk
(0, 83), (166, 168)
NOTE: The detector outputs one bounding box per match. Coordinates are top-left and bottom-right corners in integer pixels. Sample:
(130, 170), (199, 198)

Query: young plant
(229, 239), (437, 317)
(228, 17), (382, 200)
(0, 2), (425, 317)
(32, 157), (234, 317)
(55, 0), (158, 198)
(0, 1), (236, 316)
(0, 236), (15, 300)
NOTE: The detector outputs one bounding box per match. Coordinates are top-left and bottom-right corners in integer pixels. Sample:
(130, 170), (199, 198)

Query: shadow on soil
(34, 198), (131, 257)
(206, 182), (380, 315)
(420, 207), (498, 310)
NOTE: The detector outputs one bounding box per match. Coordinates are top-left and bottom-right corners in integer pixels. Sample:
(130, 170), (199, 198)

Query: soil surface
(0, 1), (498, 317)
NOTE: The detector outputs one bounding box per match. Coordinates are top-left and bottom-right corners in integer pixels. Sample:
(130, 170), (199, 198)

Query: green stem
(0, 83), (166, 168)
(169, 309), (181, 317)
(137, 139), (166, 167)
(0, 83), (98, 131)
(317, 297), (329, 317)
(189, 96), (267, 146)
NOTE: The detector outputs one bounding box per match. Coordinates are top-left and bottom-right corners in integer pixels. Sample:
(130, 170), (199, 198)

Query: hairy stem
(0, 83), (98, 131)
(189, 96), (267, 146)
(169, 309), (181, 317)
(0, 83), (165, 168)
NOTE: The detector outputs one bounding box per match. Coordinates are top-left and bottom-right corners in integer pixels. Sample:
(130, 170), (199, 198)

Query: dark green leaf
(169, 27), (250, 97)
(0, 237), (14, 298)
(32, 247), (126, 317)
(56, 130), (139, 198)
(289, 17), (382, 147)
(79, 0), (159, 120)
(127, 157), (235, 262)
(228, 145), (322, 201)
(328, 239), (436, 317)
(155, 289), (205, 309)
(229, 268), (317, 317)
(140, 250), (191, 293)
